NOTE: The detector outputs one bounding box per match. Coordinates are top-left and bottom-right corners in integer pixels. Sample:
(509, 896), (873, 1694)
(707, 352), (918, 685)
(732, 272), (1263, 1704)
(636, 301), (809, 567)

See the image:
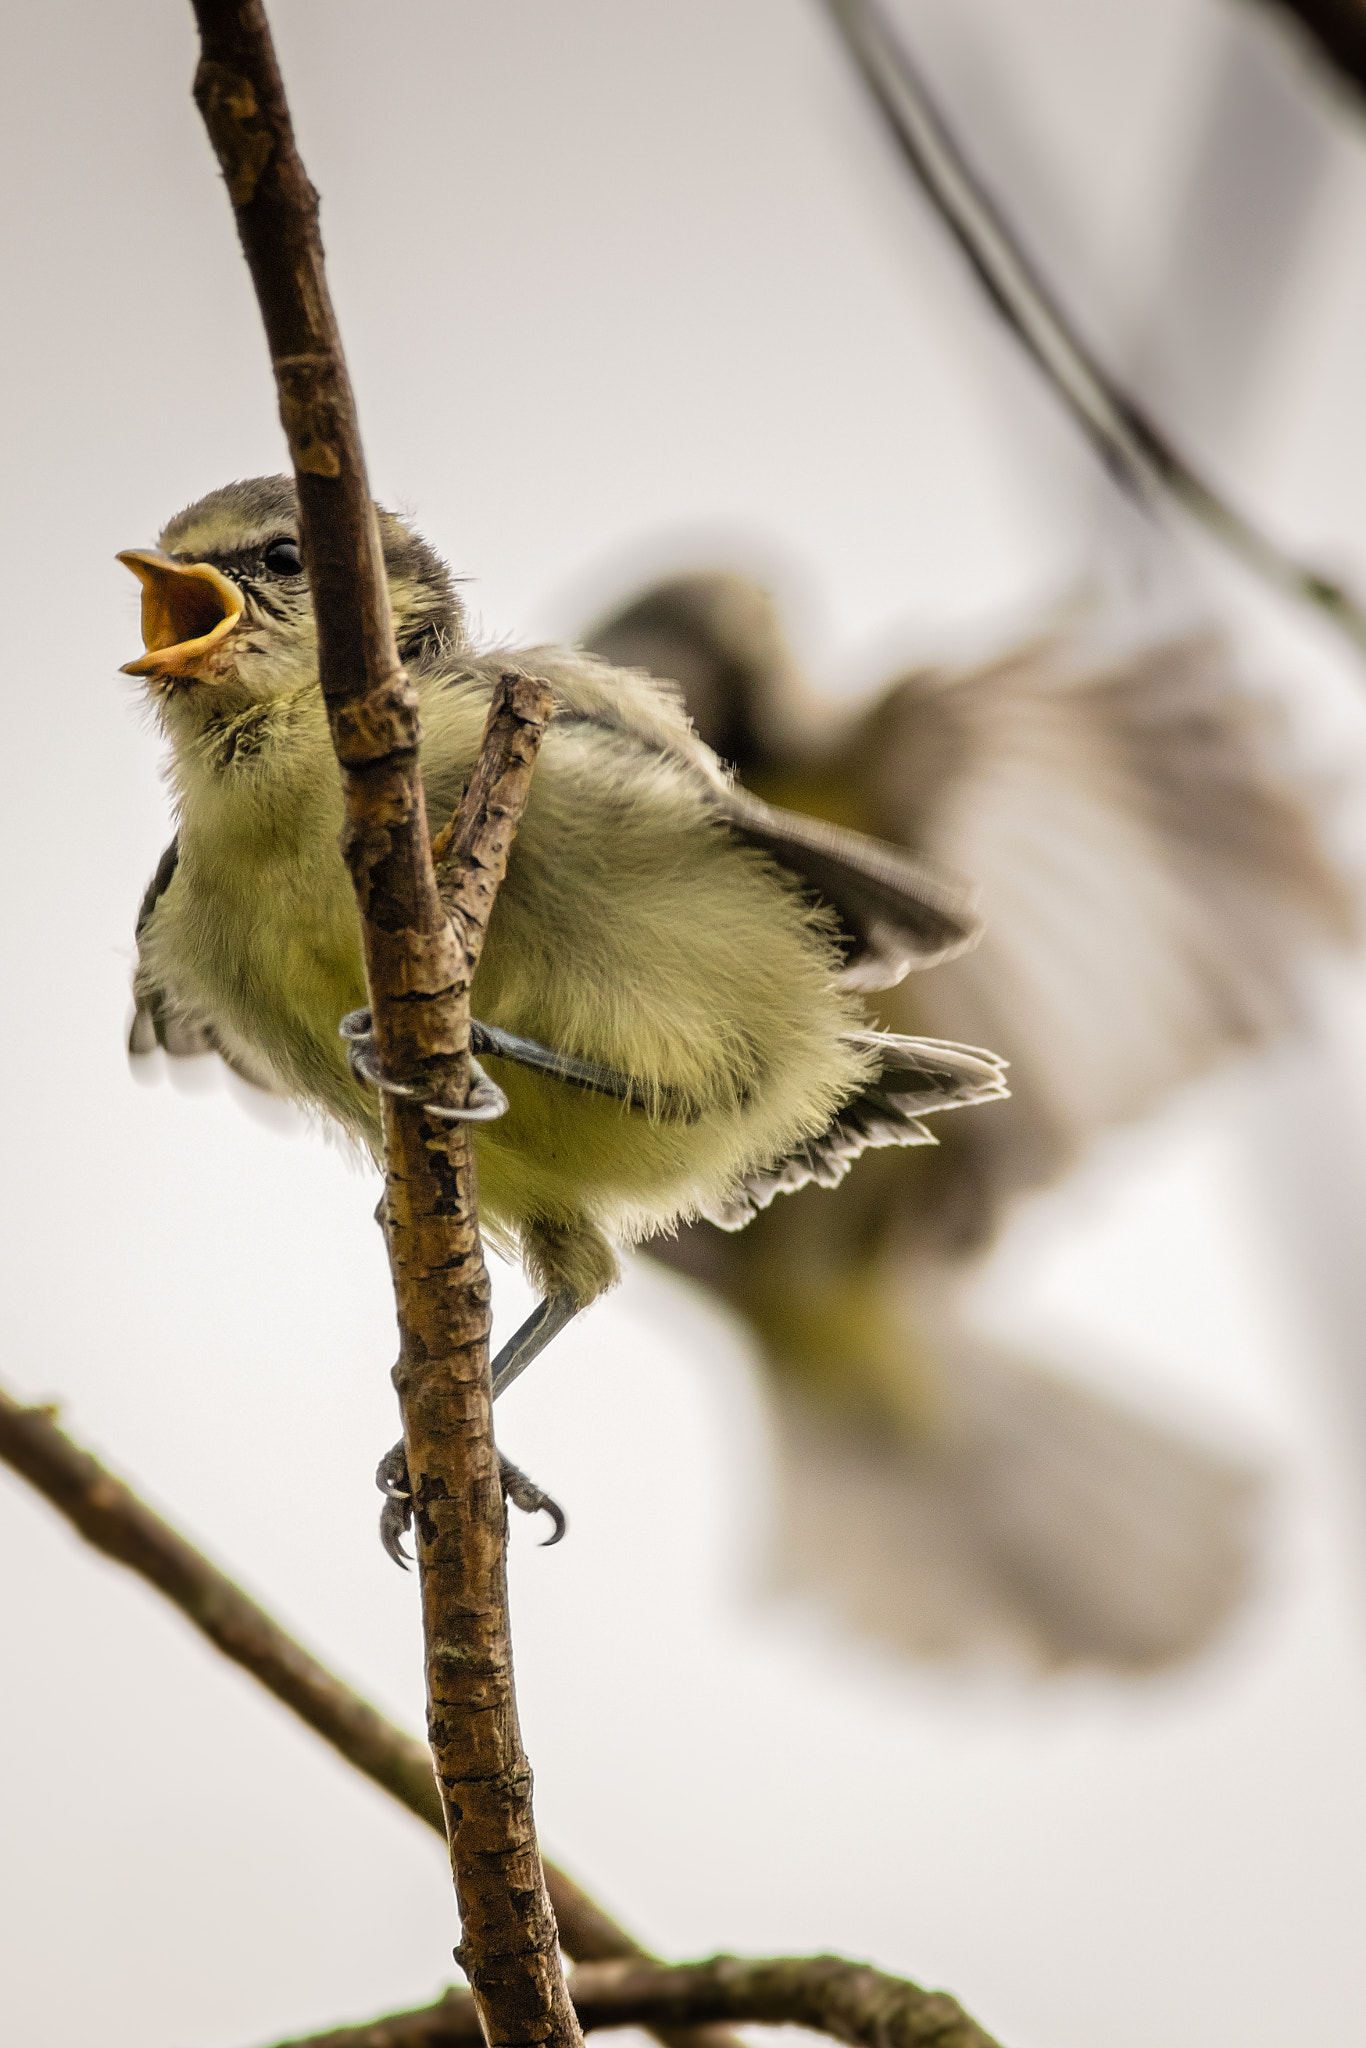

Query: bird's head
(118, 474), (464, 717)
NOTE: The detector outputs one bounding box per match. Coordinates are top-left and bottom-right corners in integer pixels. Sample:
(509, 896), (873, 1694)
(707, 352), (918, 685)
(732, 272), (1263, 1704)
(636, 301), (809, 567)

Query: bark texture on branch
(185, 5), (579, 2041)
(377, 675), (573, 2048)
(188, 0), (458, 1109)
(0, 1383), (741, 2048)
(255, 1955), (1005, 2048)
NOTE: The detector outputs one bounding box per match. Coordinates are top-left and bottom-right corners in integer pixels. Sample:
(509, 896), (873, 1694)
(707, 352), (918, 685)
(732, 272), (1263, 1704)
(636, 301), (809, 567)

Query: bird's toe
(500, 1454), (567, 1546)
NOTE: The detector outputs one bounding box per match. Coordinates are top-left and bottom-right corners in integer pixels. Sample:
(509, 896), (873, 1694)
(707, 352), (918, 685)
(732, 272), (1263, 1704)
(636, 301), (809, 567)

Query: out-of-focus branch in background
(818, 0), (1366, 657)
(1248, 0), (1366, 101)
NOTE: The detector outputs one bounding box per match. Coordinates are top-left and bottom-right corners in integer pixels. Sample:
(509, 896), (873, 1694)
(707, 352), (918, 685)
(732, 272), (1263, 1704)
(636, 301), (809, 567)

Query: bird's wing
(862, 631), (1358, 1223)
(128, 837), (286, 1094)
(128, 838), (209, 1056)
(509, 630), (983, 989)
(713, 785), (981, 986)
(582, 577), (1355, 1206)
(702, 1032), (1007, 1229)
(581, 570), (834, 772)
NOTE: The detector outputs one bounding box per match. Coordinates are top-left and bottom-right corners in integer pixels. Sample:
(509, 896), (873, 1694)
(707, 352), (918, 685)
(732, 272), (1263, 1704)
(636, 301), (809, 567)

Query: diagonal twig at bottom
(254, 1954), (1004, 2048)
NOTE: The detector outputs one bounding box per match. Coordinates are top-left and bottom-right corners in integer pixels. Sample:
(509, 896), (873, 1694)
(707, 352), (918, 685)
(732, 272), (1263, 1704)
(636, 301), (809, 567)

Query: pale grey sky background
(4, 4), (1366, 2046)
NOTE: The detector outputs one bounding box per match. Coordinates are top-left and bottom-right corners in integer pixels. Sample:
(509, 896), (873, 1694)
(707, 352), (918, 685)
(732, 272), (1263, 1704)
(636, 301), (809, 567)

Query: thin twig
(254, 1955), (1005, 2048)
(818, 0), (1366, 657)
(0, 1389), (742, 2048)
(378, 674), (575, 2047)
(184, 5), (577, 2040)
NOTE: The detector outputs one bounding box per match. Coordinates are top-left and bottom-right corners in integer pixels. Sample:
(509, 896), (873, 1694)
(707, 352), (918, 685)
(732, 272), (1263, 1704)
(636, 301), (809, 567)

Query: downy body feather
(141, 650), (878, 1285)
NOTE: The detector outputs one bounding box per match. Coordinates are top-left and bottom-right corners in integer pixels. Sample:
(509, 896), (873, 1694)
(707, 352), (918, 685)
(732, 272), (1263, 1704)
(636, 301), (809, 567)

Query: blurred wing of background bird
(584, 570), (1358, 1672)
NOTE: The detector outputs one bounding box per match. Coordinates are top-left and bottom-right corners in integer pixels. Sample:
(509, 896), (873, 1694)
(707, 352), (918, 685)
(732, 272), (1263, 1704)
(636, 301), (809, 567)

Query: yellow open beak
(117, 550), (245, 679)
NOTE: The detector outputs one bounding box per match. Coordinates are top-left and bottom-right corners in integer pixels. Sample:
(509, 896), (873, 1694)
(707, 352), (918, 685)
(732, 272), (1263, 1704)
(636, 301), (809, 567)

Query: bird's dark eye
(263, 538), (303, 577)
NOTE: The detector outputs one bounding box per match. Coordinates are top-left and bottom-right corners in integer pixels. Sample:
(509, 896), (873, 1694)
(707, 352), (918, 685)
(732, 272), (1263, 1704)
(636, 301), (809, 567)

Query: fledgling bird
(119, 477), (1007, 1546)
(584, 569), (1358, 1670)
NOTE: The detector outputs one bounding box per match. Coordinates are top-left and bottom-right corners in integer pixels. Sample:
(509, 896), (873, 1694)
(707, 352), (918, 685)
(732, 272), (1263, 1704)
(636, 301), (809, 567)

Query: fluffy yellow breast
(142, 651), (873, 1269)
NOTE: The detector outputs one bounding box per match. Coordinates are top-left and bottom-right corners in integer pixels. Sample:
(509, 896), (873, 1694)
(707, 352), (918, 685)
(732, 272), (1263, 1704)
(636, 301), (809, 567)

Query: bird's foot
(499, 1454), (568, 1546)
(375, 1439), (566, 1567)
(340, 1008), (508, 1123)
(376, 1439), (416, 1568)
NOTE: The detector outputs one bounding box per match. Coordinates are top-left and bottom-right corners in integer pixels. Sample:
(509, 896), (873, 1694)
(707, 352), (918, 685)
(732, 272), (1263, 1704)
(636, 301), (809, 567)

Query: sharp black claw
(379, 1495), (413, 1568)
(377, 1440), (413, 1568)
(500, 1454), (568, 1547)
(375, 1440), (564, 1562)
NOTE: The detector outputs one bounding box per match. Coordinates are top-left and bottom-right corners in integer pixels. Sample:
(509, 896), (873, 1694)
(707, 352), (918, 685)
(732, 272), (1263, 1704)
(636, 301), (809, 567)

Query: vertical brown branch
(381, 675), (571, 2047)
(184, 5), (580, 2043)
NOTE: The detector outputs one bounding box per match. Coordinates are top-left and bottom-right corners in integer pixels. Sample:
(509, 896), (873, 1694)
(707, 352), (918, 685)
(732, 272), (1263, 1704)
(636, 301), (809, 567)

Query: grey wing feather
(129, 836), (285, 1095)
(577, 577), (982, 989)
(770, 1337), (1263, 1672)
(129, 837), (215, 1058)
(715, 786), (981, 987)
(582, 578), (1354, 1184)
(135, 836), (180, 941)
(865, 630), (1359, 1222)
(703, 1032), (1008, 1230)
(581, 571), (817, 770)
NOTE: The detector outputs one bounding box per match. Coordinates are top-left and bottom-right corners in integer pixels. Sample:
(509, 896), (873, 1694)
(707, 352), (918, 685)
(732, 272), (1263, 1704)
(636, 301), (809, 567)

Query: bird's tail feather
(701, 1035), (1008, 1230)
(764, 1315), (1263, 1673)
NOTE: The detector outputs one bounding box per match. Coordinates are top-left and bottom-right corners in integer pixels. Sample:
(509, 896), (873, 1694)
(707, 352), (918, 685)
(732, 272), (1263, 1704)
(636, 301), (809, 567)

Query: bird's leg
(343, 1005), (678, 1116)
(491, 1291), (581, 1397)
(375, 1292), (581, 1566)
(352, 1007), (588, 1562)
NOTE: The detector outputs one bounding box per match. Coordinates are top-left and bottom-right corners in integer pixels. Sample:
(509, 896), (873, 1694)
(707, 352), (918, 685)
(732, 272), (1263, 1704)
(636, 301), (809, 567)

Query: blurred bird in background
(584, 572), (1357, 1671)
(565, 0), (1366, 1676)
(124, 0), (1366, 1669)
